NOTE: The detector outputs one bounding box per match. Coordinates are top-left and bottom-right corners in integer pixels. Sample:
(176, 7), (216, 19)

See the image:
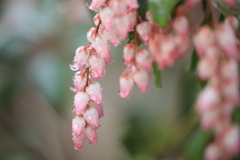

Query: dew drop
(70, 84), (76, 92)
(70, 61), (78, 71)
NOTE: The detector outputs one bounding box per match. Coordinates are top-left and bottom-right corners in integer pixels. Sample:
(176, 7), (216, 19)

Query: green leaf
(152, 62), (162, 88)
(148, 0), (177, 28)
(184, 129), (213, 160)
(188, 49), (199, 73)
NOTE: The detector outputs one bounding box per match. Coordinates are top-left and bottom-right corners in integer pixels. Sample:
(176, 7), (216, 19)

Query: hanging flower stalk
(70, 0), (240, 158)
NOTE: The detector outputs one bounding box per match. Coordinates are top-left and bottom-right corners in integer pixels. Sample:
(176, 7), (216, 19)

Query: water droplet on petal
(70, 84), (76, 92)
(70, 61), (78, 71)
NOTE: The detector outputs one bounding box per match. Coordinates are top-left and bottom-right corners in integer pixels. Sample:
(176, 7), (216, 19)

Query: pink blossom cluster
(194, 17), (240, 160)
(91, 0), (139, 47)
(137, 11), (190, 69)
(119, 44), (152, 98)
(70, 41), (105, 149)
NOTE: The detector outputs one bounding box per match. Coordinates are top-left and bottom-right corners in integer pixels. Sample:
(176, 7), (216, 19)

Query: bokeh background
(0, 0), (239, 160)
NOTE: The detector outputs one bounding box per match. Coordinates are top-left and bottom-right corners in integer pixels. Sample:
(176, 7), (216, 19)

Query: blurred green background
(0, 0), (239, 160)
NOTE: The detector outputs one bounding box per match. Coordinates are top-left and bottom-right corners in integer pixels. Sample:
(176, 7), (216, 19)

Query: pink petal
(119, 75), (134, 98)
(84, 125), (98, 144)
(89, 55), (106, 80)
(83, 106), (100, 129)
(86, 82), (103, 104)
(74, 92), (90, 115)
(133, 70), (149, 92)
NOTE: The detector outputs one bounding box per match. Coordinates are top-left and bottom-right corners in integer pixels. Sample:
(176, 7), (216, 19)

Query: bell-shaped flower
(197, 57), (217, 80)
(223, 125), (240, 156)
(103, 30), (121, 47)
(92, 35), (111, 59)
(133, 69), (149, 92)
(127, 10), (137, 31)
(123, 44), (137, 65)
(197, 86), (220, 113)
(114, 15), (130, 40)
(99, 7), (115, 31)
(86, 82), (103, 104)
(73, 46), (90, 70)
(89, 0), (106, 11)
(136, 49), (152, 71)
(173, 16), (189, 36)
(73, 133), (85, 150)
(72, 116), (86, 135)
(119, 75), (134, 98)
(89, 55), (106, 80)
(89, 101), (104, 118)
(136, 22), (152, 44)
(74, 92), (90, 115)
(204, 143), (222, 160)
(193, 26), (215, 57)
(83, 106), (100, 129)
(84, 125), (98, 144)
(73, 71), (87, 92)
(216, 20), (238, 59)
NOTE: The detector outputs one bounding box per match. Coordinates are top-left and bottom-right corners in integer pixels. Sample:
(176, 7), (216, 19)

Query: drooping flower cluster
(70, 36), (106, 149)
(194, 17), (240, 160)
(71, 0), (240, 155)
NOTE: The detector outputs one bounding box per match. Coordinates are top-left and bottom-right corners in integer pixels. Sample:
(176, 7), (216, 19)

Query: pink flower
(73, 71), (87, 92)
(223, 125), (240, 156)
(193, 26), (215, 58)
(99, 7), (115, 31)
(73, 46), (90, 70)
(127, 10), (137, 31)
(84, 125), (98, 144)
(114, 15), (130, 40)
(197, 57), (217, 80)
(91, 34), (111, 59)
(111, 0), (127, 16)
(103, 53), (113, 64)
(86, 82), (103, 104)
(103, 30), (121, 47)
(123, 44), (136, 65)
(72, 116), (86, 135)
(136, 49), (152, 71)
(74, 92), (90, 115)
(201, 108), (219, 130)
(73, 133), (85, 150)
(205, 143), (222, 160)
(89, 101), (104, 118)
(136, 22), (152, 44)
(83, 106), (100, 129)
(197, 86), (220, 113)
(89, 0), (106, 11)
(89, 55), (106, 80)
(119, 75), (134, 98)
(125, 0), (139, 9)
(222, 82), (240, 105)
(173, 16), (189, 36)
(133, 70), (149, 92)
(216, 21), (238, 59)
(221, 60), (238, 82)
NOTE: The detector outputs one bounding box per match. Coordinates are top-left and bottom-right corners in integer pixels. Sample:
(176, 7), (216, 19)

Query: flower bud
(84, 125), (98, 144)
(99, 7), (115, 31)
(73, 71), (87, 92)
(74, 92), (90, 115)
(83, 106), (100, 129)
(72, 116), (86, 135)
(119, 75), (134, 98)
(89, 55), (106, 80)
(136, 49), (152, 71)
(133, 70), (149, 92)
(136, 22), (152, 44)
(86, 82), (103, 104)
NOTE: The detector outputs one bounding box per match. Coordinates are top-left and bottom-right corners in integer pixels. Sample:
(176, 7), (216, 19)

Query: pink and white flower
(83, 106), (100, 129)
(86, 82), (103, 104)
(74, 92), (90, 115)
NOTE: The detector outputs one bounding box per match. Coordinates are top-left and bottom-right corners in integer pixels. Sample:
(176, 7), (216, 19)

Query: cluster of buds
(119, 43), (152, 98)
(70, 35), (106, 149)
(136, 11), (190, 69)
(194, 17), (240, 159)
